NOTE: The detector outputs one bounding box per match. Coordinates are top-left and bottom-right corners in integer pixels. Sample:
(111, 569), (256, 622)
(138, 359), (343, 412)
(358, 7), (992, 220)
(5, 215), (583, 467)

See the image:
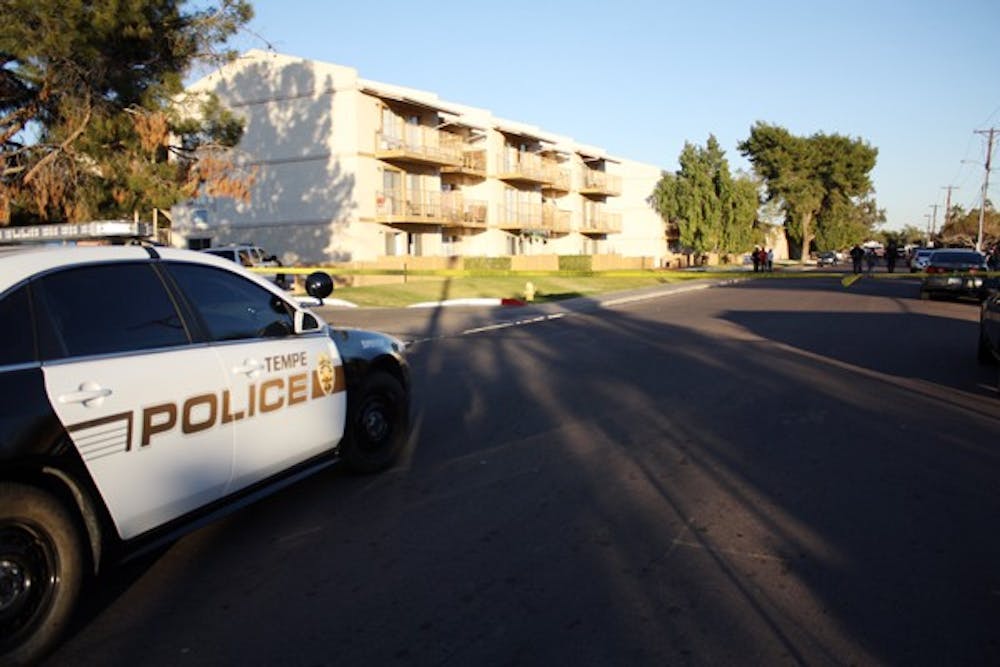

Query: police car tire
(342, 371), (408, 474)
(0, 483), (84, 665)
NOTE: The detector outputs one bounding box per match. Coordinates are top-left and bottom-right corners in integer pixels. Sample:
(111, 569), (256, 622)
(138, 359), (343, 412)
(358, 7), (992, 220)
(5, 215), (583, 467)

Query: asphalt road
(47, 275), (1000, 666)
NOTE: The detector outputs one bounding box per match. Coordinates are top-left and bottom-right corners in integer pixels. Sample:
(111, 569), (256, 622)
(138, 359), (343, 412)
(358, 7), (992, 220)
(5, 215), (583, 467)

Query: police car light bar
(0, 221), (154, 244)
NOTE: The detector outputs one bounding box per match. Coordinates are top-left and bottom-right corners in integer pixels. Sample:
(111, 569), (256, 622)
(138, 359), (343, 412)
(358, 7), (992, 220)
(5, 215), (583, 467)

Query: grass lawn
(326, 272), (735, 307)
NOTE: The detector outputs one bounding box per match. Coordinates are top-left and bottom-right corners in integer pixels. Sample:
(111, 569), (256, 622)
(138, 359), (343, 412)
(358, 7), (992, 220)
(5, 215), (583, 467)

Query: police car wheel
(342, 371), (407, 474)
(0, 483), (84, 665)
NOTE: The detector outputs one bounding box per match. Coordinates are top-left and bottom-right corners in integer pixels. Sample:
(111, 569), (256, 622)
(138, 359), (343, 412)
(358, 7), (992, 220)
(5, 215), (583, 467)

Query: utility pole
(974, 128), (996, 252)
(928, 203), (939, 238)
(941, 185), (958, 234)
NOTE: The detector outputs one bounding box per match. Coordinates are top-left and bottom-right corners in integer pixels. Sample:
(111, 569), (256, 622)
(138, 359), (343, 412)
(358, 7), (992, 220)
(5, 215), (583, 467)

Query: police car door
(35, 262), (234, 541)
(164, 263), (347, 490)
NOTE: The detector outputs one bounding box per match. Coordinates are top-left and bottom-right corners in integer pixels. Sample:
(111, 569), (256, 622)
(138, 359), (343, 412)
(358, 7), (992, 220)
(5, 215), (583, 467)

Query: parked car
(202, 244), (291, 289)
(918, 249), (989, 301)
(816, 251), (838, 266)
(909, 248), (935, 272)
(978, 280), (1000, 377)
(0, 245), (410, 663)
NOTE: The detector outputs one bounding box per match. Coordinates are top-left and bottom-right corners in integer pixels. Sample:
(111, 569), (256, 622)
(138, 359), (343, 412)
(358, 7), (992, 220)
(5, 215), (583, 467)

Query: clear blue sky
(229, 0), (1000, 232)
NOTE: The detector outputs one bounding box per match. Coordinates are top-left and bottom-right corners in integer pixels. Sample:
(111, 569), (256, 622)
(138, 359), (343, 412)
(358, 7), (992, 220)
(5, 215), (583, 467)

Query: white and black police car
(0, 244), (410, 664)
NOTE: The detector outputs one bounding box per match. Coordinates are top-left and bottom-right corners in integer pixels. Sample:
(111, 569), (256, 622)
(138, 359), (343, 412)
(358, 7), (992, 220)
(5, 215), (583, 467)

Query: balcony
(580, 208), (622, 234)
(579, 168), (622, 197)
(441, 148), (487, 179)
(496, 202), (543, 231)
(495, 149), (548, 185)
(441, 192), (488, 229)
(542, 158), (571, 193)
(375, 127), (463, 168)
(542, 205), (571, 234)
(374, 190), (446, 224)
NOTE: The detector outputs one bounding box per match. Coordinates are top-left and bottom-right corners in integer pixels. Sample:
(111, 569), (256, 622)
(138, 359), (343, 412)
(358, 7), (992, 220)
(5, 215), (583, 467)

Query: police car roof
(0, 244), (238, 294)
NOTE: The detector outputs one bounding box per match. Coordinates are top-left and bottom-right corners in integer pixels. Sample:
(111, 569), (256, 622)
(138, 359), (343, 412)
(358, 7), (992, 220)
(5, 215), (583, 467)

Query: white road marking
(405, 282), (733, 345)
(670, 538), (790, 563)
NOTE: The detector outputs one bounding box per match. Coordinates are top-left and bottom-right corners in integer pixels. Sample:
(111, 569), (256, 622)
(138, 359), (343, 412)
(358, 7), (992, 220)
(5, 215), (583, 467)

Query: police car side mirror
(305, 271), (334, 305)
(294, 310), (321, 334)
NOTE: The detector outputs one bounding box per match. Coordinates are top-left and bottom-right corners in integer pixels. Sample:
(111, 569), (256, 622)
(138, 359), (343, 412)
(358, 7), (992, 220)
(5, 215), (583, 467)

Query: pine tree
(0, 0), (254, 225)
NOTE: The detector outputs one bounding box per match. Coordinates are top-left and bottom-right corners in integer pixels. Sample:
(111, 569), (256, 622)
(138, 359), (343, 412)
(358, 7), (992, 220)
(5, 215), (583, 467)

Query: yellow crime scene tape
(247, 265), (1000, 291)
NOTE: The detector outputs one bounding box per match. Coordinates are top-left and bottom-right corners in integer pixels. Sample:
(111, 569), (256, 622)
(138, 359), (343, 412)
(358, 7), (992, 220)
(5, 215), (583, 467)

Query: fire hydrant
(524, 281), (536, 302)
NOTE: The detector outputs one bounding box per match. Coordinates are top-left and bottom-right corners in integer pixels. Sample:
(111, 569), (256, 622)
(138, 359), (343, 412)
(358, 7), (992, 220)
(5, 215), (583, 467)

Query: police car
(0, 245), (410, 664)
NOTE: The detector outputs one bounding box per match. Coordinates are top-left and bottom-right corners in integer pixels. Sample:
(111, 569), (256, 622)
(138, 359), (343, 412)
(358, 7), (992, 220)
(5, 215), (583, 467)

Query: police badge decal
(316, 353), (335, 396)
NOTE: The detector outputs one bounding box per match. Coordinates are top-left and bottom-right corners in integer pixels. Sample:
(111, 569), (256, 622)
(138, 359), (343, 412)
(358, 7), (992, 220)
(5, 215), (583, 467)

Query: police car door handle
(232, 359), (263, 378)
(58, 381), (113, 407)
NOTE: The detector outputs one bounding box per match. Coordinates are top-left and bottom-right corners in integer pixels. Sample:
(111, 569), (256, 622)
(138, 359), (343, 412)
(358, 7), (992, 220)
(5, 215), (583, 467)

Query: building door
(382, 169), (401, 215)
(405, 114), (420, 150)
(408, 232), (423, 257)
(406, 173), (422, 217)
(380, 107), (401, 148)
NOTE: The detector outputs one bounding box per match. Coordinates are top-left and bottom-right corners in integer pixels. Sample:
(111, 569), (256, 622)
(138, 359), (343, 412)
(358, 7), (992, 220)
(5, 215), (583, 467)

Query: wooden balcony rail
(542, 205), (571, 233)
(375, 189), (444, 221)
(442, 149), (487, 177)
(496, 202), (543, 230)
(441, 192), (488, 227)
(580, 169), (623, 196)
(496, 148), (548, 183)
(375, 127), (464, 167)
(542, 158), (571, 191)
(581, 209), (623, 233)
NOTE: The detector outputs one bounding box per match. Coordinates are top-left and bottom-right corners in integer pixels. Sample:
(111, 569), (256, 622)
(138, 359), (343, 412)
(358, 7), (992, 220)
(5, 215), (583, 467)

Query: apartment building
(171, 50), (669, 265)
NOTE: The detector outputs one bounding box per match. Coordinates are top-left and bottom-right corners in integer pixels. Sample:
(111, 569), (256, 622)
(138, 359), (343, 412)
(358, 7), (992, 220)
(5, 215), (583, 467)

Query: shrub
(464, 256), (512, 271)
(558, 255), (592, 272)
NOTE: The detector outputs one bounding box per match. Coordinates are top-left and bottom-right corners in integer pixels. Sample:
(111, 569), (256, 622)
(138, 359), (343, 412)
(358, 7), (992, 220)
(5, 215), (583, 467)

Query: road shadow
(49, 279), (1000, 666)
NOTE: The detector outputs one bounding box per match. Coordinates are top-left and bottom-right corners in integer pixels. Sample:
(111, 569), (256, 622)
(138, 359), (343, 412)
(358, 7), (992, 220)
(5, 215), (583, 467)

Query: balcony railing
(495, 148), (548, 184)
(441, 149), (487, 178)
(496, 202), (543, 230)
(542, 205), (571, 233)
(375, 189), (444, 223)
(580, 208), (622, 234)
(579, 169), (622, 197)
(375, 127), (464, 167)
(441, 192), (488, 228)
(542, 159), (571, 192)
(374, 190), (488, 228)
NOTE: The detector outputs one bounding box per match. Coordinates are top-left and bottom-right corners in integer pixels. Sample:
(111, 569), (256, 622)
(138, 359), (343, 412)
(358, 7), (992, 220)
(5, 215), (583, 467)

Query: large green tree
(0, 0), (253, 225)
(814, 193), (884, 251)
(894, 224), (928, 246)
(649, 135), (760, 259)
(739, 122), (878, 260)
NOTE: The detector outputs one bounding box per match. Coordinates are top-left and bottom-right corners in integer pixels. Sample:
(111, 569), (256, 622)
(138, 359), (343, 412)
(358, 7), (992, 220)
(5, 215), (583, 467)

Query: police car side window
(0, 286), (34, 366)
(35, 263), (189, 359)
(166, 263), (294, 341)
